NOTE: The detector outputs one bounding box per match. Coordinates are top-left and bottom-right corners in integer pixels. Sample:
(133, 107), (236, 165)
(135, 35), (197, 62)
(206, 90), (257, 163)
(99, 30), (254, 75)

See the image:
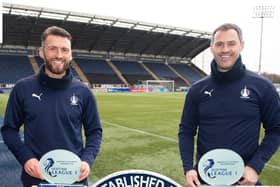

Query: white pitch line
(102, 120), (178, 143)
(266, 163), (280, 170)
(102, 120), (280, 171)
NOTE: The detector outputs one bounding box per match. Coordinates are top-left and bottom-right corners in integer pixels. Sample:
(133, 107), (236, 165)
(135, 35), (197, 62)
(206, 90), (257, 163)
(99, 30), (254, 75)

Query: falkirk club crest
(70, 94), (79, 105)
(240, 86), (250, 99)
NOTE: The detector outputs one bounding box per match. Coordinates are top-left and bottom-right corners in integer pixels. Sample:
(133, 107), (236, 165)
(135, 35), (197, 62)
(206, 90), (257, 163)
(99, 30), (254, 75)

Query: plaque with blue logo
(198, 149), (244, 185)
(38, 149), (83, 187)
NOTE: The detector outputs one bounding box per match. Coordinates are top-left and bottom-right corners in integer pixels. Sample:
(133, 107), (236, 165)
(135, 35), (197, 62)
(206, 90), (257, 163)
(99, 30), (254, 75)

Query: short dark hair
(211, 23), (243, 44)
(41, 26), (72, 46)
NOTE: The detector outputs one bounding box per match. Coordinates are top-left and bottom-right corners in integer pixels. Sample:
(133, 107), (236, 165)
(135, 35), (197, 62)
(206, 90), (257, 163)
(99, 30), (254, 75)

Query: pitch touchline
(102, 120), (280, 171)
(102, 120), (178, 143)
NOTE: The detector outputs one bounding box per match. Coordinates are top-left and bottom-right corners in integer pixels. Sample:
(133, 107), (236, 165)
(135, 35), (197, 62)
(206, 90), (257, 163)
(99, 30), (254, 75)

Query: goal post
(144, 80), (174, 93)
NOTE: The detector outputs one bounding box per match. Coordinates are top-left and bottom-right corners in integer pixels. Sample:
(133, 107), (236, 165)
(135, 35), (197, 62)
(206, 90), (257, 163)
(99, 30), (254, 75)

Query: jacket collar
(37, 64), (72, 89)
(211, 56), (246, 83)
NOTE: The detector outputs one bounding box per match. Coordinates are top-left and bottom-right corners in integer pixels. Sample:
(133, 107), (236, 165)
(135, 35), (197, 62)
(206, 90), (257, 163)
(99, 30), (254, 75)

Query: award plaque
(39, 149), (83, 187)
(198, 149), (244, 185)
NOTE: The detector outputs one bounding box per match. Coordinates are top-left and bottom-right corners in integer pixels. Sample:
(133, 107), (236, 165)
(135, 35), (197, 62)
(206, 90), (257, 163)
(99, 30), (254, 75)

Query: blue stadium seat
(143, 62), (177, 79)
(112, 60), (153, 85)
(75, 58), (114, 74)
(0, 55), (34, 84)
(113, 60), (148, 75)
(75, 58), (123, 84)
(170, 63), (203, 84)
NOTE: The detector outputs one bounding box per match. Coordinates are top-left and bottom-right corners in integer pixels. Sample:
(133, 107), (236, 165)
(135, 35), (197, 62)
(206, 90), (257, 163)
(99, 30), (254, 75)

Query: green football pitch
(0, 92), (279, 185)
(92, 92), (280, 185)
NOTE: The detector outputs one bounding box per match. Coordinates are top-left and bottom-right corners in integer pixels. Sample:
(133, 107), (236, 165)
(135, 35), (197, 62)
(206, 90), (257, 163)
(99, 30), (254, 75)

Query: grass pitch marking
(102, 120), (178, 143)
(101, 120), (280, 171)
(266, 163), (280, 170)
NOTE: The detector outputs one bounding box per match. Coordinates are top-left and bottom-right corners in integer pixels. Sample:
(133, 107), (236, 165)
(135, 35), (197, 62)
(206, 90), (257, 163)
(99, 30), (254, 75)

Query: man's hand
(78, 161), (90, 182)
(185, 169), (201, 187)
(238, 166), (259, 185)
(24, 158), (44, 180)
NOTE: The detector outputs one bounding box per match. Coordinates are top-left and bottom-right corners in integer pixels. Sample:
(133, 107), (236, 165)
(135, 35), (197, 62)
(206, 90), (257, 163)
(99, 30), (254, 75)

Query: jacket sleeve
(1, 84), (36, 165)
(247, 83), (280, 174)
(80, 89), (102, 167)
(178, 87), (199, 174)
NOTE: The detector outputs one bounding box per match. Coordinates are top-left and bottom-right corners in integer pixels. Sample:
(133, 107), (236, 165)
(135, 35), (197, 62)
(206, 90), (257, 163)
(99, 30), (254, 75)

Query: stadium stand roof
(2, 3), (211, 61)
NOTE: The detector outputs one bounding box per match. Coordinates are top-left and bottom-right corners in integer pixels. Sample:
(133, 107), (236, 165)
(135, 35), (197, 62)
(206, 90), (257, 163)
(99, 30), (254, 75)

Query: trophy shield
(198, 148), (244, 185)
(38, 149), (83, 187)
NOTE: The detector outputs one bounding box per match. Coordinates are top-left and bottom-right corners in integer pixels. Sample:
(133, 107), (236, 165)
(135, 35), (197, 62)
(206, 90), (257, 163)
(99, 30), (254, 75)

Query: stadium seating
(75, 58), (123, 85)
(0, 55), (34, 84)
(112, 60), (154, 85)
(143, 61), (189, 88)
(143, 62), (177, 79)
(0, 54), (205, 89)
(169, 63), (204, 84)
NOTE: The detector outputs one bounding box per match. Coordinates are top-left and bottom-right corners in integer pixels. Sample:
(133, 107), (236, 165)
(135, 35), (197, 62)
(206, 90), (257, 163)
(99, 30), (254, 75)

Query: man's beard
(45, 58), (70, 75)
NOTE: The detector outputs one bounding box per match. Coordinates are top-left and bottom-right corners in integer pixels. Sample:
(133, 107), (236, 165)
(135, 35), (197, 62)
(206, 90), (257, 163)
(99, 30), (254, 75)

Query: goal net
(144, 80), (174, 92)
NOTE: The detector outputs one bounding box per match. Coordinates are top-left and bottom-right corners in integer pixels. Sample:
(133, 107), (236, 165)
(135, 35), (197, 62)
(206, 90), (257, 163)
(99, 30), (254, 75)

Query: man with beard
(1, 26), (102, 187)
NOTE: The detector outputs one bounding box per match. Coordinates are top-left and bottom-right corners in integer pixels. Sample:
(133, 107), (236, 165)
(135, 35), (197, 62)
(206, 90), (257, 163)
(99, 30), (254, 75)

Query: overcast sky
(4, 0), (280, 74)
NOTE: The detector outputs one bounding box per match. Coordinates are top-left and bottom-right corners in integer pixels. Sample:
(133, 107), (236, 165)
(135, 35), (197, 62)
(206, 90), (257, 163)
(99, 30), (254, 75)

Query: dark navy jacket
(178, 57), (280, 175)
(1, 65), (102, 183)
